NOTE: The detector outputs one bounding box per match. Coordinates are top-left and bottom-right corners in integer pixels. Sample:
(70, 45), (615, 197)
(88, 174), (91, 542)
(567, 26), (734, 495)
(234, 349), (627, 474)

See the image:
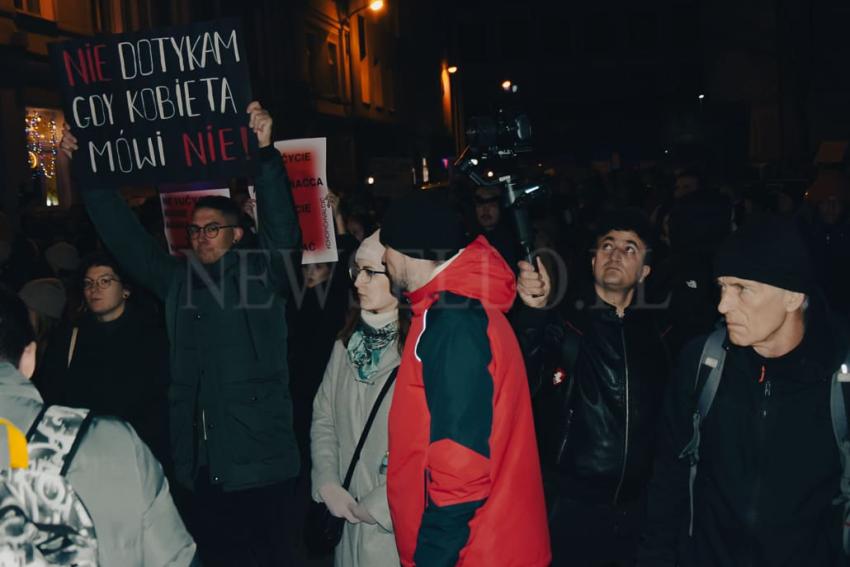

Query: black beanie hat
(380, 193), (468, 260)
(714, 214), (813, 294)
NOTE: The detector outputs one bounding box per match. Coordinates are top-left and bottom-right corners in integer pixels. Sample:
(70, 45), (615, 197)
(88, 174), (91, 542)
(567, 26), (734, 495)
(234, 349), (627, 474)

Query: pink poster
(273, 138), (337, 264)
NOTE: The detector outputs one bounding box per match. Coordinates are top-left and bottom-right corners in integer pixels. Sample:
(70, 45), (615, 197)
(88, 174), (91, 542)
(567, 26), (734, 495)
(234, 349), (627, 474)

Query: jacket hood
(406, 235), (516, 313)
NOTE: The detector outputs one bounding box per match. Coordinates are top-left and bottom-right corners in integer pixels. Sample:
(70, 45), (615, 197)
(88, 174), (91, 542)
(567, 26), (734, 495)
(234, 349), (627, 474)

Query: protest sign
(49, 19), (256, 187)
(273, 138), (337, 264)
(159, 185), (231, 256)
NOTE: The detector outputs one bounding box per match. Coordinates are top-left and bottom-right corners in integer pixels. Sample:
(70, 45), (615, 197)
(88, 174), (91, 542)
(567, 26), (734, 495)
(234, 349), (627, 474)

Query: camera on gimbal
(455, 110), (545, 263)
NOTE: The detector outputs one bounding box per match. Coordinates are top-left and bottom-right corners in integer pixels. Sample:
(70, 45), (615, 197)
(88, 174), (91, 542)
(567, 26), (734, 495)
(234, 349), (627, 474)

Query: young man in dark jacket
(60, 102), (301, 567)
(638, 214), (848, 566)
(515, 208), (671, 566)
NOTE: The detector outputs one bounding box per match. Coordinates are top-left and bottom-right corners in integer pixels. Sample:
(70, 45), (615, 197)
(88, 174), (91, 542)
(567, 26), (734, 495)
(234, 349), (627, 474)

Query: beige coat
(311, 339), (401, 567)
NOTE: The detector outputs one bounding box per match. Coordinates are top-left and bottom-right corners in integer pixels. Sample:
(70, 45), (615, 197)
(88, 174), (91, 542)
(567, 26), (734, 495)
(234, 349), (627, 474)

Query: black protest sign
(49, 19), (257, 187)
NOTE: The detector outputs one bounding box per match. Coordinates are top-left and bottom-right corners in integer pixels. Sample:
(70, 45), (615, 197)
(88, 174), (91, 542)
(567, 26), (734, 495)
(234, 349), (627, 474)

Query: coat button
(195, 313), (202, 320)
(213, 475), (220, 482)
(250, 395), (258, 401)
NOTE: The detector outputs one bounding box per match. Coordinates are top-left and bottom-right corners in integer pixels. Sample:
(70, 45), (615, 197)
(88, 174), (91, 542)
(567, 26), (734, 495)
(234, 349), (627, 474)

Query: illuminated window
(25, 108), (64, 207)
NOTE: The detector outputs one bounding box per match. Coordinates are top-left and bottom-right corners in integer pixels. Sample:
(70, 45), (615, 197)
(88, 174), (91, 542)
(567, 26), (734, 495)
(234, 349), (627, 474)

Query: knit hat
(714, 214), (813, 294)
(45, 241), (80, 274)
(355, 230), (385, 267)
(380, 193), (467, 260)
(18, 278), (67, 320)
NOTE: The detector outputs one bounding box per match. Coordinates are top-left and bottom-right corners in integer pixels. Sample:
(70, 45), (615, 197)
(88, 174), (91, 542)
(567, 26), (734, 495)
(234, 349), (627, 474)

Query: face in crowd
(83, 264), (129, 322)
(303, 263), (332, 289)
(382, 247), (410, 293)
(717, 277), (806, 349)
(352, 258), (397, 314)
(474, 187), (501, 230)
(591, 230), (651, 293)
(189, 207), (244, 265)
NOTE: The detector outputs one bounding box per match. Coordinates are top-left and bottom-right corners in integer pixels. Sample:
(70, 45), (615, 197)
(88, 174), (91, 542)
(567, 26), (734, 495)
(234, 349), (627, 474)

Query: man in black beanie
(379, 193), (552, 567)
(639, 214), (850, 566)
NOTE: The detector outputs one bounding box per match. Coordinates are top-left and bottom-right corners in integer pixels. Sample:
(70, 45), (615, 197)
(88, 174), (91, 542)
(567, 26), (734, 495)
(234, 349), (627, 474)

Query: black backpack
(678, 328), (850, 553)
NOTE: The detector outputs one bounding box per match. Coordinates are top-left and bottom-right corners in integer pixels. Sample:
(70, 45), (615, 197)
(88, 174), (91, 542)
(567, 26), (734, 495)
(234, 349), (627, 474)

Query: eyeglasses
(349, 266), (387, 282)
(83, 276), (121, 290)
(187, 223), (239, 239)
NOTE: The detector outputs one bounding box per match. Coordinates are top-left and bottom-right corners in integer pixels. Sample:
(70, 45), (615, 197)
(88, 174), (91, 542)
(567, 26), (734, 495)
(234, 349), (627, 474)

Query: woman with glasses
(310, 230), (406, 566)
(35, 253), (170, 464)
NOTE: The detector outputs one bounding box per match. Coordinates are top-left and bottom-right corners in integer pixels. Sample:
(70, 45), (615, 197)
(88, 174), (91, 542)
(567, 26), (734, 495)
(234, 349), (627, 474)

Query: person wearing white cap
(310, 230), (403, 567)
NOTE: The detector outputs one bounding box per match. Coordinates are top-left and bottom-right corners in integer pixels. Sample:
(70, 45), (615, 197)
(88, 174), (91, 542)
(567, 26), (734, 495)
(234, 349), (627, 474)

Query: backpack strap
(0, 418), (28, 470)
(678, 327), (728, 537)
(830, 361), (850, 555)
(26, 405), (93, 476)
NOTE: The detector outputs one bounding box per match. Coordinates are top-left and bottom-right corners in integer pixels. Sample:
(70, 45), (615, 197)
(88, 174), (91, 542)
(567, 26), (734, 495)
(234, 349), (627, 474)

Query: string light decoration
(25, 110), (58, 179)
(25, 108), (61, 206)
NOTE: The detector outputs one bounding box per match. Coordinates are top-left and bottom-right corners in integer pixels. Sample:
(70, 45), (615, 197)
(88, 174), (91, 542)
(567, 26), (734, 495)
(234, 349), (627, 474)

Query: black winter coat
(638, 295), (849, 566)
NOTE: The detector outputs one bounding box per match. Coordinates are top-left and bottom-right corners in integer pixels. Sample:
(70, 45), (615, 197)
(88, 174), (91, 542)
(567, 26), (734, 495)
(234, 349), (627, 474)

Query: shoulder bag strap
(67, 327), (79, 369)
(342, 366), (399, 490)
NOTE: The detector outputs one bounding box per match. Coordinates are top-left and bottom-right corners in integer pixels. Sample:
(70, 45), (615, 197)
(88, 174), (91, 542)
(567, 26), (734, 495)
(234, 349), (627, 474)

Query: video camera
(455, 110), (545, 264)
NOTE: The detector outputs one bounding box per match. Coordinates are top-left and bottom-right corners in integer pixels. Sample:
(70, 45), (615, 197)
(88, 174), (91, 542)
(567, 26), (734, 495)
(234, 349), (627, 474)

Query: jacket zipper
(613, 324), (630, 505)
(746, 374), (771, 531)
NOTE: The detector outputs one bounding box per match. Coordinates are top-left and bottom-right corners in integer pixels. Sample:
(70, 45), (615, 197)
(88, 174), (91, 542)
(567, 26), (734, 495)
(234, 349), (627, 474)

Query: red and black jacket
(387, 236), (551, 567)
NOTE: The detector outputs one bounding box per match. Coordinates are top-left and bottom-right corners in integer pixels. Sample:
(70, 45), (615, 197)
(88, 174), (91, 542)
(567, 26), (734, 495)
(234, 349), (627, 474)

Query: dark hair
(193, 196), (241, 225)
(594, 207), (657, 266)
(0, 287), (35, 365)
(80, 252), (129, 290)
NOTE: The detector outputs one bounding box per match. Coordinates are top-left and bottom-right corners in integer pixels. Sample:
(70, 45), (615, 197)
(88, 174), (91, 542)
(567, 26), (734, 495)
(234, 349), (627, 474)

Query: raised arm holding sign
(59, 99), (303, 566)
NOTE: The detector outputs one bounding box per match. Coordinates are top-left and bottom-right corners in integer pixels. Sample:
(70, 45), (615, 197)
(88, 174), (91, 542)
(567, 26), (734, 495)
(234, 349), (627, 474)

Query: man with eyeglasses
(60, 101), (301, 567)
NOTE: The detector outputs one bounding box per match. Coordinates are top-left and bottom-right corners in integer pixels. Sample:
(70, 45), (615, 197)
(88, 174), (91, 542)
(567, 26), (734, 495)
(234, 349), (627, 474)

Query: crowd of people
(1, 101), (850, 567)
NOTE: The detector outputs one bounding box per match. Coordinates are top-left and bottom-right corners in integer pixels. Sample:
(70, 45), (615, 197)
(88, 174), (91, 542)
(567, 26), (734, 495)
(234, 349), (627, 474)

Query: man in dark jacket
(59, 102), (300, 567)
(638, 214), (848, 566)
(515, 207), (671, 566)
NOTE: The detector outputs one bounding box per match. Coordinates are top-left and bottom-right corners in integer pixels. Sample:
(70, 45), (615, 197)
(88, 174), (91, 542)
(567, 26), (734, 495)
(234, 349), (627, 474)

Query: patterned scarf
(347, 314), (398, 383)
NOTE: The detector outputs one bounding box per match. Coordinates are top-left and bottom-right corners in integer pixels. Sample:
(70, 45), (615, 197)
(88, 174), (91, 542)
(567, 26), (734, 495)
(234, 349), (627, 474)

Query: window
(25, 108), (65, 207)
(327, 41), (340, 100)
(305, 31), (342, 100)
(358, 15), (367, 61)
(92, 0), (113, 33)
(15, 0), (55, 19)
(373, 57), (383, 109)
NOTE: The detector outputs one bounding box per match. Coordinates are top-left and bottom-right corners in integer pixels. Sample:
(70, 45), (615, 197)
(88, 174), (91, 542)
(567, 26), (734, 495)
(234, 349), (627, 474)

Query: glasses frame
(187, 223), (239, 239)
(82, 276), (122, 291)
(349, 266), (388, 282)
